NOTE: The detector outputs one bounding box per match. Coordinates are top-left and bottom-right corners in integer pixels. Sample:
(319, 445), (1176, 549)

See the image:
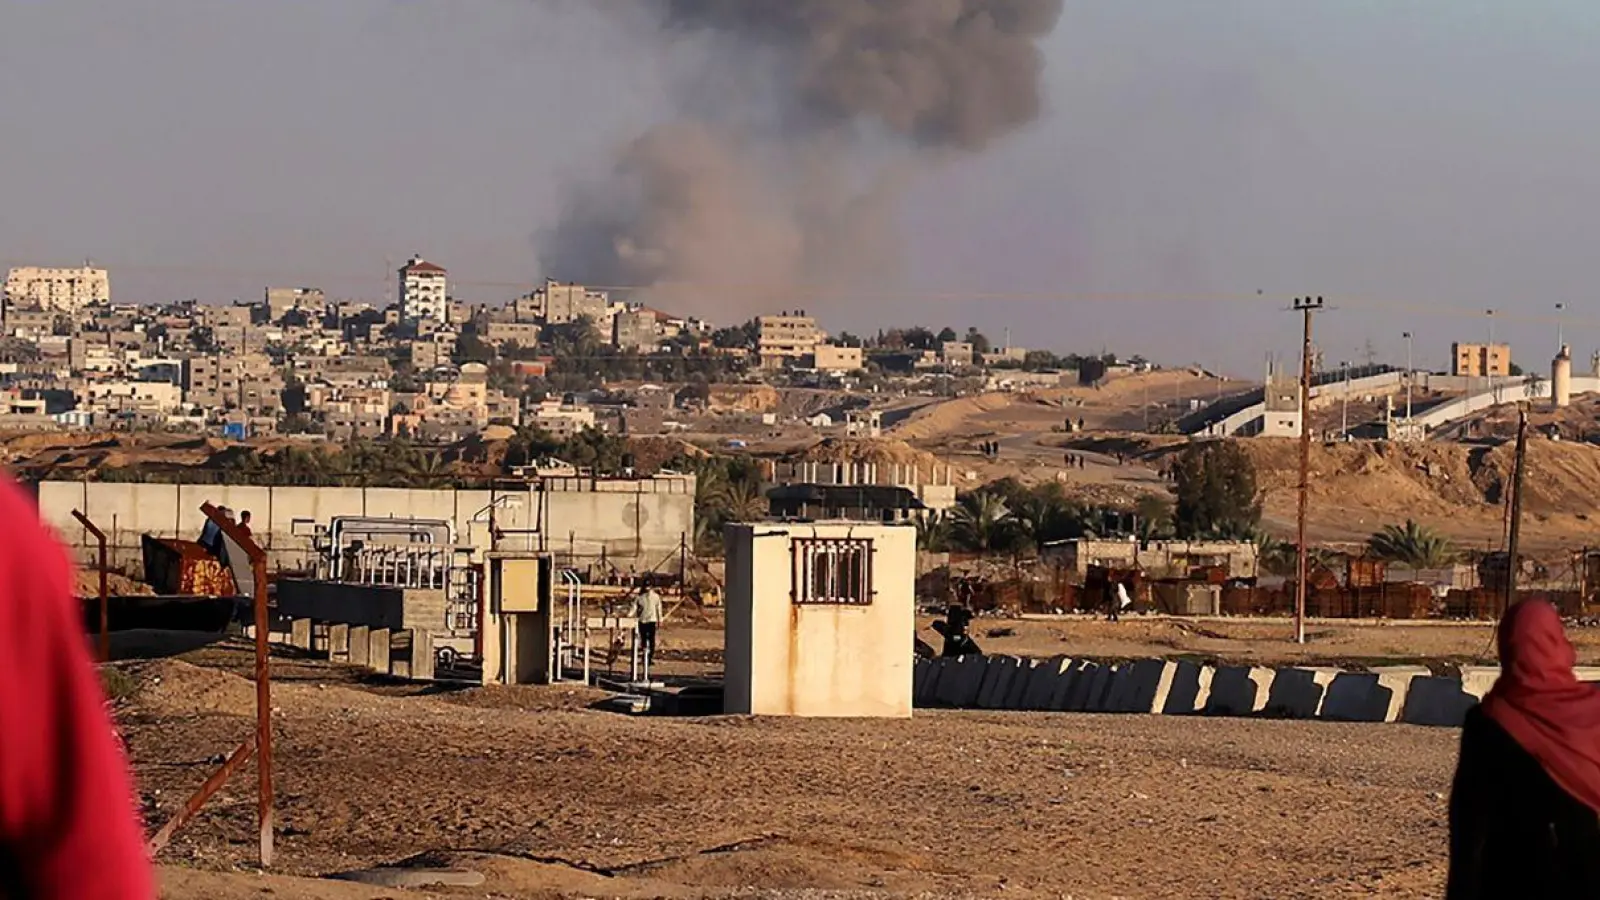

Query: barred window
(793, 538), (873, 605)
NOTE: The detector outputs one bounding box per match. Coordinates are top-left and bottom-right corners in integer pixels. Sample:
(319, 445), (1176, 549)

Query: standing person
(1447, 599), (1600, 898)
(198, 506), (225, 556)
(634, 586), (663, 665)
(0, 477), (155, 898)
(237, 510), (253, 540)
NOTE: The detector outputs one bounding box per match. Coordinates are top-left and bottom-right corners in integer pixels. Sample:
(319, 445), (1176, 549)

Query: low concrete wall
(276, 579), (446, 633)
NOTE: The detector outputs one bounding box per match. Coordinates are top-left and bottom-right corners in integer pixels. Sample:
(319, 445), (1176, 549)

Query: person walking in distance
(634, 586), (663, 668)
(1447, 599), (1600, 898)
(0, 476), (156, 898)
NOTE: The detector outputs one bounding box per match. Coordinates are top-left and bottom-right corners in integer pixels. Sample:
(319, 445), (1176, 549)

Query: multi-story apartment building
(4, 264), (109, 313)
(757, 311), (821, 368)
(184, 354), (245, 410)
(264, 287), (327, 322)
(399, 256), (449, 324)
(1451, 342), (1512, 378)
(516, 279), (610, 327)
(613, 308), (661, 352)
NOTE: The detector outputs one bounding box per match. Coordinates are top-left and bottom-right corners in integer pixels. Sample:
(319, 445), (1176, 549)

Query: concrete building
(183, 354), (245, 410)
(265, 287), (326, 322)
(518, 279), (610, 327)
(940, 341), (975, 367)
(612, 308), (661, 352)
(4, 265), (109, 312)
(1259, 369), (1302, 438)
(757, 312), (821, 368)
(529, 398), (598, 438)
(483, 321), (542, 348)
(1451, 342), (1511, 378)
(399, 256), (449, 324)
(724, 521), (915, 718)
(809, 344), (863, 373)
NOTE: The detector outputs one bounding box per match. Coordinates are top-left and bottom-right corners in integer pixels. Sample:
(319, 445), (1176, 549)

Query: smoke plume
(540, 0), (1064, 315)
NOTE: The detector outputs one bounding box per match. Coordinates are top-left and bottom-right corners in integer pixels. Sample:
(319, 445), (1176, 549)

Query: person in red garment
(0, 478), (155, 898)
(1447, 598), (1600, 898)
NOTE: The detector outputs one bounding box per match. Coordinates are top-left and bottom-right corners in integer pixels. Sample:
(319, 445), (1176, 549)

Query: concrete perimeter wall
(31, 479), (694, 574)
(911, 655), (1597, 728)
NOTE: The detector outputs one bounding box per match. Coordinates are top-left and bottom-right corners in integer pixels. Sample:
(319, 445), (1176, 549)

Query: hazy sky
(3, 1), (1599, 374)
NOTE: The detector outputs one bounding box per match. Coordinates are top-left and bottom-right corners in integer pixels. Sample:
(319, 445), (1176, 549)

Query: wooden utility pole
(1505, 408), (1530, 608)
(1293, 296), (1325, 645)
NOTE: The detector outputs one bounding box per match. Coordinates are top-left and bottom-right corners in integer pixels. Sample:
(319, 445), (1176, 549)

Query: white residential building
(4, 264), (109, 313)
(398, 256), (449, 324)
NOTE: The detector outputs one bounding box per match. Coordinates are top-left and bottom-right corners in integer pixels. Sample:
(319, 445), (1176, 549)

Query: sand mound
(889, 393), (1019, 441)
(75, 569), (155, 597)
(707, 384), (781, 413)
(124, 659), (257, 717)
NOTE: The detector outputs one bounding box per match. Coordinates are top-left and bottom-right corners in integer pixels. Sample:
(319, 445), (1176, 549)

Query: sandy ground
(652, 614), (1591, 671)
(128, 641), (1460, 900)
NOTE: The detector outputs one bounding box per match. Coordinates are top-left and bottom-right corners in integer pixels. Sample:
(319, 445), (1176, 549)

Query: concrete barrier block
(1048, 660), (1089, 711)
(1004, 659), (1037, 709)
(1460, 665), (1500, 699)
(1081, 664), (1120, 713)
(290, 618), (313, 651)
(1320, 672), (1384, 722)
(1402, 676), (1477, 727)
(1160, 661), (1213, 715)
(1105, 659), (1176, 714)
(919, 658), (948, 707)
(936, 655), (985, 708)
(1264, 667), (1338, 719)
(410, 630), (435, 681)
(1023, 657), (1071, 710)
(348, 625), (370, 667)
(329, 624), (351, 662)
(1062, 661), (1103, 712)
(1373, 667), (1431, 723)
(1205, 666), (1275, 716)
(978, 657), (1022, 709)
(369, 628), (391, 675)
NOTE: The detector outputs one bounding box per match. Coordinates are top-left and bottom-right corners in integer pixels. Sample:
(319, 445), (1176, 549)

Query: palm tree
(1367, 520), (1458, 568)
(716, 479), (768, 523)
(950, 492), (1018, 553)
(915, 511), (952, 552)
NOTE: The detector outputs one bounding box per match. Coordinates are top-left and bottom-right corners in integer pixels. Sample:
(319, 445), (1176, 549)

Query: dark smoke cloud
(539, 0), (1064, 315)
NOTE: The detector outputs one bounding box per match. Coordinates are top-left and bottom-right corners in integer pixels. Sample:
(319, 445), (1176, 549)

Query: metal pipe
(71, 510), (109, 663)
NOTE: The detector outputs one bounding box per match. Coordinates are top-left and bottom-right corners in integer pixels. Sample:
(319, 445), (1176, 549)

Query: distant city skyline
(5, 2), (1600, 374)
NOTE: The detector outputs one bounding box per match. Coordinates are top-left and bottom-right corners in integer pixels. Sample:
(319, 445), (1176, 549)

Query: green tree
(1367, 520), (1457, 568)
(1134, 494), (1175, 540)
(950, 492), (1019, 553)
(936, 326), (959, 344)
(965, 327), (992, 354)
(914, 511), (952, 552)
(1172, 442), (1261, 539)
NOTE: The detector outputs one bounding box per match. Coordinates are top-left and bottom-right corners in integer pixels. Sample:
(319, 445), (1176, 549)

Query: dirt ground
(656, 613), (1578, 671)
(129, 645), (1459, 900)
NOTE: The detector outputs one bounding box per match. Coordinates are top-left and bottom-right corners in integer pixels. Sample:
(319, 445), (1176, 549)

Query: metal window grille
(792, 538), (874, 605)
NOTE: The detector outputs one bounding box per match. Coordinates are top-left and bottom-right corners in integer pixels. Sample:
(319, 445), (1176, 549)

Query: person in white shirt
(634, 588), (663, 662)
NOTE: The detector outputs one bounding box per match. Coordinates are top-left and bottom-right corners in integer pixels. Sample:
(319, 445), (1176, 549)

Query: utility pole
(1340, 360), (1350, 439)
(1402, 331), (1414, 421)
(1556, 303), (1566, 351)
(1505, 408), (1529, 608)
(1293, 296), (1324, 645)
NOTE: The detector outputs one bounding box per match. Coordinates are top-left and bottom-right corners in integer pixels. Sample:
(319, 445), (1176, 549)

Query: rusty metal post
(1505, 409), (1530, 608)
(198, 501), (273, 867)
(71, 509), (110, 662)
(146, 738), (255, 856)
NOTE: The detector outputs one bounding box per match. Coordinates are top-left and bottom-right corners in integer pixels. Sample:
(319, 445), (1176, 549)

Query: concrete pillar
(368, 628), (391, 675)
(328, 623), (351, 662)
(348, 625), (370, 667)
(410, 630), (435, 682)
(290, 618), (313, 652)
